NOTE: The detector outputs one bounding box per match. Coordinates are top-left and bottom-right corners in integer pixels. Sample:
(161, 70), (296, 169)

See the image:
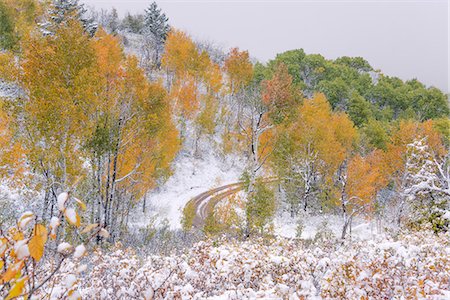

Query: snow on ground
(0, 181), (40, 224)
(130, 151), (244, 229)
(40, 230), (450, 299)
(274, 212), (380, 240)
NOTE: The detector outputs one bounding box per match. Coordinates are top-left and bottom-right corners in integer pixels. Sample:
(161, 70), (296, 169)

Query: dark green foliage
(256, 49), (448, 126)
(316, 78), (350, 109)
(246, 179), (275, 235)
(121, 13), (145, 34)
(0, 2), (17, 50)
(334, 56), (373, 72)
(348, 92), (373, 127)
(361, 119), (389, 151)
(267, 49), (306, 84)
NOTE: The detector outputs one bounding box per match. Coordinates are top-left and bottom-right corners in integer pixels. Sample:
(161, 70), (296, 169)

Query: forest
(0, 0), (449, 299)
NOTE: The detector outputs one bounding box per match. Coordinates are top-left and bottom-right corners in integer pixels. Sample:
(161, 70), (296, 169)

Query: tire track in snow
(187, 178), (278, 228)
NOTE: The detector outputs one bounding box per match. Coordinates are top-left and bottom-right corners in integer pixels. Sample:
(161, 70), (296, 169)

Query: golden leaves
(29, 224), (47, 261)
(5, 276), (27, 300)
(223, 47), (253, 94)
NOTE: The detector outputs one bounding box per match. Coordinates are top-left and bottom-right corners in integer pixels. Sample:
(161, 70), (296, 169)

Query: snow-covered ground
(40, 230), (450, 299)
(274, 212), (380, 240)
(129, 151), (244, 229)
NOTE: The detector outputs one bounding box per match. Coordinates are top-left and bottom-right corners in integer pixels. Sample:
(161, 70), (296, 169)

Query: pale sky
(81, 0), (449, 92)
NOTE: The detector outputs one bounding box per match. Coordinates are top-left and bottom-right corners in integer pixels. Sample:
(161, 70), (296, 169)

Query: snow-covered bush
(33, 231), (449, 299)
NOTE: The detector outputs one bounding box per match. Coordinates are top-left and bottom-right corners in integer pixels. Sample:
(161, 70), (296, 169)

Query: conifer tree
(143, 1), (170, 68)
(41, 0), (97, 36)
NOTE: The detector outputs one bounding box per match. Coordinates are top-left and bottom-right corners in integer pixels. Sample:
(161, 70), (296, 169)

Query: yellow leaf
(5, 276), (27, 300)
(65, 209), (81, 227)
(81, 223), (98, 234)
(29, 224), (47, 261)
(10, 229), (24, 242)
(18, 212), (34, 229)
(74, 198), (86, 211)
(1, 261), (23, 283)
(33, 224), (48, 243)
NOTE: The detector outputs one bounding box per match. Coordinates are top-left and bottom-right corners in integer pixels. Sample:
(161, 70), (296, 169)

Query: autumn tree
(162, 29), (222, 153)
(383, 120), (447, 227)
(85, 30), (179, 239)
(261, 63), (301, 124)
(5, 17), (179, 240)
(220, 48), (255, 156)
(272, 93), (357, 215)
(223, 47), (253, 95)
(13, 20), (96, 220)
(339, 150), (388, 239)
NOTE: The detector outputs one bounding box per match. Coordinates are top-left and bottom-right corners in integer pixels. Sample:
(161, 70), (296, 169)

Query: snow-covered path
(129, 152), (243, 229)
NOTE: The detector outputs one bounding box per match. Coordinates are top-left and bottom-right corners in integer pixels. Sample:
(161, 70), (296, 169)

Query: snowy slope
(40, 230), (450, 299)
(129, 151), (244, 229)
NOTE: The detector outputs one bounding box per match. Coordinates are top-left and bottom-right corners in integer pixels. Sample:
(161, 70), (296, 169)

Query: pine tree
(143, 1), (170, 68)
(41, 0), (97, 36)
(108, 8), (119, 35)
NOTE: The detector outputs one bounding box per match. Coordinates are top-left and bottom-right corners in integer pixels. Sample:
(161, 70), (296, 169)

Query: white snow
(57, 192), (69, 211)
(274, 212), (379, 240)
(57, 242), (73, 254)
(65, 274), (77, 288)
(64, 208), (77, 225)
(130, 151), (243, 229)
(18, 211), (34, 229)
(73, 244), (86, 258)
(50, 216), (60, 229)
(14, 240), (30, 260)
(34, 230), (450, 299)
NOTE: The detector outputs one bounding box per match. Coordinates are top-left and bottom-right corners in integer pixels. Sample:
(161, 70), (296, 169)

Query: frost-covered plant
(404, 139), (450, 233)
(295, 217), (304, 238)
(27, 230), (450, 299)
(313, 219), (336, 244)
(0, 192), (106, 299)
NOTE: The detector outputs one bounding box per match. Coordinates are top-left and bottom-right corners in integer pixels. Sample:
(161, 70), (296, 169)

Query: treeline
(0, 0), (179, 242)
(201, 50), (449, 238)
(0, 0), (449, 297)
(1, 0), (449, 241)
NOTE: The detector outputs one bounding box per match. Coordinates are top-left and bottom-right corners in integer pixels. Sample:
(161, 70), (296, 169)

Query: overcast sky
(81, 0), (449, 92)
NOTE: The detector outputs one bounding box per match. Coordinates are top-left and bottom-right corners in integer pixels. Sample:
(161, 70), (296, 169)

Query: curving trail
(186, 178), (278, 229)
(186, 182), (244, 228)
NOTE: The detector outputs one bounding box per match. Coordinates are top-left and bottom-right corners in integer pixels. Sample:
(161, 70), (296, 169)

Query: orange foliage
(163, 29), (222, 123)
(346, 150), (389, 213)
(261, 63), (300, 122)
(223, 47), (253, 94)
(289, 93), (358, 176)
(383, 119), (446, 180)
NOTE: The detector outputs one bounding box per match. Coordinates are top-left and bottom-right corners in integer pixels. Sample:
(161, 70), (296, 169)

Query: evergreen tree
(41, 0), (97, 36)
(143, 1), (170, 68)
(121, 13), (145, 34)
(108, 8), (119, 35)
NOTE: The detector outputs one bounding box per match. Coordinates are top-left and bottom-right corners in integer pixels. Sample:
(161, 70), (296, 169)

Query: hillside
(0, 1), (449, 299)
